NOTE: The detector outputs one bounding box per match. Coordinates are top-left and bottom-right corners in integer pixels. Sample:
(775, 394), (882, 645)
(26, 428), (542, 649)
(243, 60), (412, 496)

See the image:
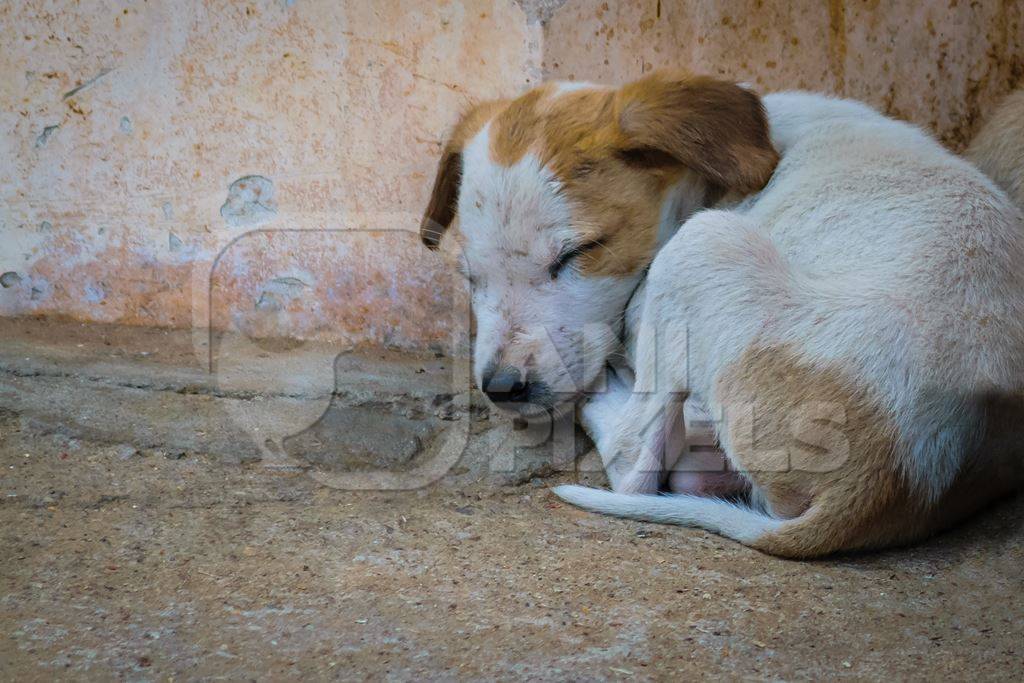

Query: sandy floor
(1, 320), (1022, 680)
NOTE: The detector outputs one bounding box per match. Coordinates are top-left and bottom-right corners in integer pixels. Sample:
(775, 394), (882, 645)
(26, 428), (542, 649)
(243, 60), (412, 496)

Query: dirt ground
(1, 320), (1023, 680)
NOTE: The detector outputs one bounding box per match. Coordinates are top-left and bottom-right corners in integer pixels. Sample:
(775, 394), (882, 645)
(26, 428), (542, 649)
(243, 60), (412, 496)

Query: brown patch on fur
(489, 85), (552, 166)
(420, 99), (510, 249)
(487, 73), (778, 276)
(716, 346), (1023, 558)
(571, 166), (693, 277)
(421, 71), (779, 272)
(546, 87), (689, 276)
(540, 86), (678, 277)
(563, 71), (780, 275)
(615, 71), (779, 194)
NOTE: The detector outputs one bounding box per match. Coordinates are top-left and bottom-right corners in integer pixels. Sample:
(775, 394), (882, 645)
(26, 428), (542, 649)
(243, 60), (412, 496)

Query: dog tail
(551, 485), (784, 546)
(966, 89), (1024, 210)
(551, 480), (926, 559)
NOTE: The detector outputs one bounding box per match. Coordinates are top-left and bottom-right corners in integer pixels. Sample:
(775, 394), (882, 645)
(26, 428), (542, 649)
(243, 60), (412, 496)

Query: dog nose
(483, 367), (532, 404)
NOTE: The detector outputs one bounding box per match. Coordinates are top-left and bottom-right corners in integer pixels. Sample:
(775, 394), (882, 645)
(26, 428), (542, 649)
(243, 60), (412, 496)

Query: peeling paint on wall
(220, 176), (278, 228)
(34, 125), (59, 148)
(83, 282), (107, 304)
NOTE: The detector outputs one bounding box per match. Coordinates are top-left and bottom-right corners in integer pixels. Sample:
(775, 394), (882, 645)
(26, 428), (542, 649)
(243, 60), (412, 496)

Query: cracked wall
(1, 0), (1021, 351)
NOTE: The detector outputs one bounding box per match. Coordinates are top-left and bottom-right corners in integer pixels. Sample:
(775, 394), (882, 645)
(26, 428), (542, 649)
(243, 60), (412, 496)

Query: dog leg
(615, 396), (686, 494)
(578, 364), (637, 489)
(599, 286), (693, 494)
(554, 211), (796, 546)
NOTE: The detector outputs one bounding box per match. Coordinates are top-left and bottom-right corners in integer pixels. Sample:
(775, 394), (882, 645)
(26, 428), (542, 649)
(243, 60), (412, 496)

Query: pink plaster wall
(1, 0), (1020, 352)
(543, 0), (1023, 149)
(1, 0), (538, 351)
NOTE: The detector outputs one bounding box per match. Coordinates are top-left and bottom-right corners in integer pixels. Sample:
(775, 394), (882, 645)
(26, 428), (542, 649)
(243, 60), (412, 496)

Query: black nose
(483, 367), (532, 404)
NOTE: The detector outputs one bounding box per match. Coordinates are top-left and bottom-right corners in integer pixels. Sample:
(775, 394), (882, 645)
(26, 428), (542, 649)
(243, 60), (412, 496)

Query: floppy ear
(420, 148), (461, 250)
(614, 71), (779, 193)
(420, 100), (508, 250)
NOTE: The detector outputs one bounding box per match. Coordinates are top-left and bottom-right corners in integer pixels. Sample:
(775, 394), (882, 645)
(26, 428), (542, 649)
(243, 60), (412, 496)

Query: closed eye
(548, 239), (605, 280)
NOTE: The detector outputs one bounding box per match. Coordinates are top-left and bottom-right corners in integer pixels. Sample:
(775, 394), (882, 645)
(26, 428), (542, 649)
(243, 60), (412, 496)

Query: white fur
(551, 485), (782, 543)
(458, 124), (665, 401)
(578, 364), (636, 488)
(553, 93), (1024, 538)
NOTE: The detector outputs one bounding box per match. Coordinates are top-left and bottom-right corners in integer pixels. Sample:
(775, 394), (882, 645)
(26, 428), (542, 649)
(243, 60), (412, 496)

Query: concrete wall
(1, 0), (539, 352)
(543, 0), (1023, 149)
(2, 0), (1021, 352)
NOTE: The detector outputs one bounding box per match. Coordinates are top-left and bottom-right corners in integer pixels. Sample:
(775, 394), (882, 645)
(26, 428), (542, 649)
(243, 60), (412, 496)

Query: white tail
(551, 485), (783, 545)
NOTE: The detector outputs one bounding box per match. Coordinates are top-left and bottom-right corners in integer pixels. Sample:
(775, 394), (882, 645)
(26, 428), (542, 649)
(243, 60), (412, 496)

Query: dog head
(420, 70), (777, 414)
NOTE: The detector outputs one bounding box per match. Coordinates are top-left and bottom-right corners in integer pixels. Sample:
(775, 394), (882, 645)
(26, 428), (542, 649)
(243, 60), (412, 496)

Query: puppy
(967, 89), (1024, 210)
(419, 71), (1024, 557)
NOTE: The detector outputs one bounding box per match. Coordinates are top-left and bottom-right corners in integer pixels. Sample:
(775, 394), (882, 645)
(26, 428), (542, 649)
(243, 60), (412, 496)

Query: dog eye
(548, 240), (604, 280)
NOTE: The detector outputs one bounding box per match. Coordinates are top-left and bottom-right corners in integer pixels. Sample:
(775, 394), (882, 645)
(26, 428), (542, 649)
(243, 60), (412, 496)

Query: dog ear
(420, 149), (461, 250)
(420, 100), (508, 250)
(614, 71), (779, 194)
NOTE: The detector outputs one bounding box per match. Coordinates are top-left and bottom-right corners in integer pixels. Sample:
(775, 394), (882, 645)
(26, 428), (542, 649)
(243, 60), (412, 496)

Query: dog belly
(668, 468), (749, 497)
(668, 401), (748, 497)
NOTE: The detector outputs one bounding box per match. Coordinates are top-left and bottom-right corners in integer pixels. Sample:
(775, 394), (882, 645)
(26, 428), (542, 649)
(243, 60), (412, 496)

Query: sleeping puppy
(419, 70), (1024, 558)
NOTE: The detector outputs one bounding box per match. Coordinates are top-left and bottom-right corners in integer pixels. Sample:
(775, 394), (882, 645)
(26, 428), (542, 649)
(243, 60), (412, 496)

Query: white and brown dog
(419, 71), (1024, 558)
